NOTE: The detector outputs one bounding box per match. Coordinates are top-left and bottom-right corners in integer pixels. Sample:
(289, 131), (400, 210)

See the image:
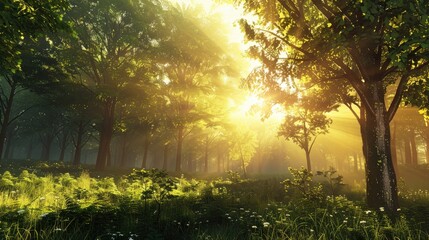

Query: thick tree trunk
(0, 81), (16, 160)
(363, 83), (398, 214)
(175, 127), (184, 172)
(95, 98), (116, 170)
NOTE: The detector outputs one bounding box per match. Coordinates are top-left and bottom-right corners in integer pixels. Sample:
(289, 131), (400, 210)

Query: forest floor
(0, 160), (428, 239)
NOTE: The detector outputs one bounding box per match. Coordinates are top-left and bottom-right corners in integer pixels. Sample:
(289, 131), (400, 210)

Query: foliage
(282, 167), (324, 202)
(0, 163), (427, 239)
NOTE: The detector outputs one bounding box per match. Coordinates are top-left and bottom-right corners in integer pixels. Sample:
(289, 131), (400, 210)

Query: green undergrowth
(0, 165), (428, 240)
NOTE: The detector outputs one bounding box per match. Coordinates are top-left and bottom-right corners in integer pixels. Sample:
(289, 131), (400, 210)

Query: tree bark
(363, 83), (398, 214)
(390, 121), (397, 171)
(304, 148), (312, 172)
(95, 98), (116, 170)
(0, 81), (16, 160)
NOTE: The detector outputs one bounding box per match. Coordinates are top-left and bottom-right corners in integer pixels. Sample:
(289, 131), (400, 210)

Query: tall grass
(0, 166), (428, 239)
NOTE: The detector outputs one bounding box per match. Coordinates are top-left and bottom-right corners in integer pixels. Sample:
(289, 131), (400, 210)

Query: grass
(0, 162), (428, 239)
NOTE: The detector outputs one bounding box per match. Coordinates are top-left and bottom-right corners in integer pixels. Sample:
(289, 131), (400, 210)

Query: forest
(1, 0), (429, 239)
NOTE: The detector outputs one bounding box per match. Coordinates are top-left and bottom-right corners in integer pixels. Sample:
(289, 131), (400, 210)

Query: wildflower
(277, 208), (282, 211)
(397, 208), (401, 212)
(285, 214), (291, 217)
(310, 229), (314, 233)
(329, 214), (333, 217)
(251, 225), (257, 229)
(379, 207), (385, 212)
(359, 220), (366, 224)
(343, 220), (347, 223)
(240, 208), (244, 211)
(364, 210), (371, 214)
(263, 222), (270, 228)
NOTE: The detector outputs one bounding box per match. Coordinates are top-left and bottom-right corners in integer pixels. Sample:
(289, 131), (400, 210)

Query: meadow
(0, 161), (428, 240)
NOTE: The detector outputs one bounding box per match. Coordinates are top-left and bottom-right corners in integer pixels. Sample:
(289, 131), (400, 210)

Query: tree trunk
(425, 127), (429, 164)
(363, 83), (398, 214)
(40, 133), (54, 161)
(390, 121), (397, 170)
(95, 98), (116, 170)
(26, 140), (33, 160)
(304, 148), (312, 172)
(163, 143), (169, 171)
(404, 135), (412, 165)
(354, 153), (359, 172)
(3, 128), (15, 160)
(204, 136), (209, 173)
(141, 136), (150, 169)
(0, 81), (16, 160)
(58, 131), (68, 162)
(73, 121), (85, 166)
(217, 151), (221, 173)
(409, 129), (418, 166)
(175, 126), (184, 172)
(119, 134), (128, 168)
(240, 148), (247, 178)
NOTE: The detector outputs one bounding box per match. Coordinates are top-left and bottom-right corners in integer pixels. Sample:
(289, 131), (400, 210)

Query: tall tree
(159, 2), (230, 172)
(66, 0), (164, 170)
(240, 0), (429, 213)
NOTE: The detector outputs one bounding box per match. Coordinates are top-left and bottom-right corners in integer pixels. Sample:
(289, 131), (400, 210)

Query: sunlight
(240, 93), (264, 114)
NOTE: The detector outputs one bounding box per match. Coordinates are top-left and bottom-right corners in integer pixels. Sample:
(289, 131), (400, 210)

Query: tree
(65, 0), (164, 170)
(240, 0), (429, 213)
(228, 128), (257, 177)
(159, 2), (230, 172)
(278, 103), (332, 172)
(0, 0), (69, 75)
